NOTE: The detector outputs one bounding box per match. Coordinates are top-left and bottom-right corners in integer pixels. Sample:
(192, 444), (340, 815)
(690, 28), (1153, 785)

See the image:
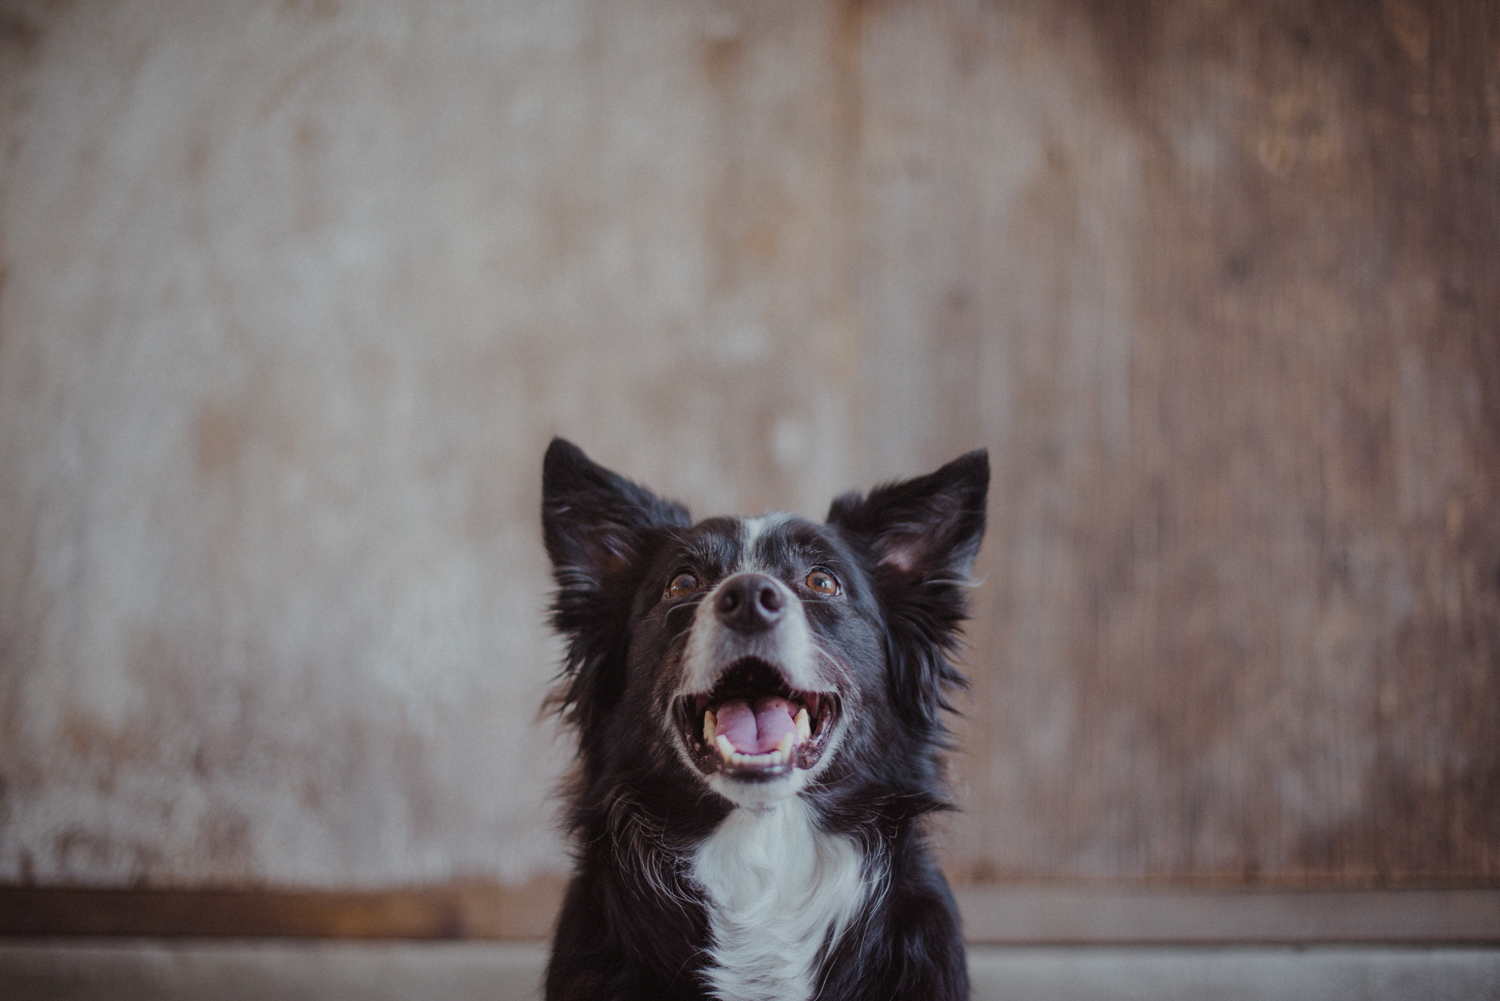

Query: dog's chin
(706, 768), (810, 807)
(674, 658), (842, 805)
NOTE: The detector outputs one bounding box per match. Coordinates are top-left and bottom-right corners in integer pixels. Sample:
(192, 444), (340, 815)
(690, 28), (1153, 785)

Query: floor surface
(1, 940), (1497, 1000)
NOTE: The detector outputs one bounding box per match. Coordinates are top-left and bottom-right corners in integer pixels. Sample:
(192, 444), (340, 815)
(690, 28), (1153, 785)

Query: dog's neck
(691, 797), (872, 1001)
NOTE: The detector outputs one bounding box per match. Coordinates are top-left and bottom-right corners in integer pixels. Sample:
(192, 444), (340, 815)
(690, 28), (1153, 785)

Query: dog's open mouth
(677, 659), (839, 781)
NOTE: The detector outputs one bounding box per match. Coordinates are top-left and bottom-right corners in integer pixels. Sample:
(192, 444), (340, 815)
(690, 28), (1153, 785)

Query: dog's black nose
(714, 573), (785, 633)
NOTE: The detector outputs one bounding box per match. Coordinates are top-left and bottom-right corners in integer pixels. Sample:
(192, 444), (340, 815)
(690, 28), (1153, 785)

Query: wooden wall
(0, 0), (1494, 901)
(868, 0), (1500, 886)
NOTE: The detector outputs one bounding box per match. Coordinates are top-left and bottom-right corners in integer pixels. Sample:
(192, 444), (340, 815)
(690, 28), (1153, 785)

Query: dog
(540, 438), (988, 1001)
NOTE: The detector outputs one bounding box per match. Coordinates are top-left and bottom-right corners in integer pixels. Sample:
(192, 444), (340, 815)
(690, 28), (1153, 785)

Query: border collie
(540, 438), (988, 1001)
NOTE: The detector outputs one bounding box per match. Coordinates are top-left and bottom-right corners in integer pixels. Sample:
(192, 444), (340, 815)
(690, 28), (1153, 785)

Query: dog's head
(541, 439), (987, 809)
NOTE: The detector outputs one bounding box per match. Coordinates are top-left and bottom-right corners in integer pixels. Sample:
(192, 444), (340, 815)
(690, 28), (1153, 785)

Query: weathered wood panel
(3, 882), (1499, 944)
(0, 0), (1495, 895)
(858, 0), (1499, 884)
(0, 0), (858, 888)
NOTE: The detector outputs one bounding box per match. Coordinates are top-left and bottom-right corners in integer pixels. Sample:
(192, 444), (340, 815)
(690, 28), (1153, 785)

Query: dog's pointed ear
(542, 438), (690, 587)
(827, 450), (989, 734)
(826, 449), (989, 583)
(542, 439), (690, 729)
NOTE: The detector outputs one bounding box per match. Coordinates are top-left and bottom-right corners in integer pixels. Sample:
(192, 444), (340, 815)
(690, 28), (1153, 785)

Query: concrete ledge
(3, 941), (1499, 1000)
(968, 945), (1500, 1001)
(957, 886), (1500, 944)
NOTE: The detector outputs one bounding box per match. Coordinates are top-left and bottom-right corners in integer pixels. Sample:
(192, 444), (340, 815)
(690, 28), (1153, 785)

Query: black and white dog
(540, 438), (987, 1001)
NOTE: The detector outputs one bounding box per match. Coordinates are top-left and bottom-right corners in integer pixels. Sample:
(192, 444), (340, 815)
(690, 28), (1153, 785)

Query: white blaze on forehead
(737, 512), (792, 572)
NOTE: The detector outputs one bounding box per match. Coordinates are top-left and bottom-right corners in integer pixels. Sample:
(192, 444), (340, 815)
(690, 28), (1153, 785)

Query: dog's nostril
(758, 586), (782, 613)
(716, 589), (741, 614)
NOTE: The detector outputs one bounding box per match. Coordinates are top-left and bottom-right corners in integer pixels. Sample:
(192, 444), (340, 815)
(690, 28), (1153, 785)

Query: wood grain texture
(0, 0), (1495, 894)
(0, 0), (859, 889)
(0, 881), (565, 939)
(4, 883), (1497, 943)
(856, 0), (1500, 884)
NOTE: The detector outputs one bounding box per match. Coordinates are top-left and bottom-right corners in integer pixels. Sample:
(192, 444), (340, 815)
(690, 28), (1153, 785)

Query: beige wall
(0, 0), (1495, 891)
(0, 0), (860, 889)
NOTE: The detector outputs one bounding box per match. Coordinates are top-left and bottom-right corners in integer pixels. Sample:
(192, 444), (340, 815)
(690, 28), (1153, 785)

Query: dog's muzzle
(674, 573), (840, 782)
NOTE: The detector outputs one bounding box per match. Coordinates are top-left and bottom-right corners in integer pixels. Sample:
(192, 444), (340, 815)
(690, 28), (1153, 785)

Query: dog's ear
(827, 449), (989, 730)
(827, 449), (989, 582)
(542, 438), (690, 726)
(542, 438), (689, 583)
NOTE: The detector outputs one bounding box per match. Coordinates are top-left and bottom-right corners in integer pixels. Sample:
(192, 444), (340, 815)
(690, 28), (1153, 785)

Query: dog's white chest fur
(691, 798), (867, 1001)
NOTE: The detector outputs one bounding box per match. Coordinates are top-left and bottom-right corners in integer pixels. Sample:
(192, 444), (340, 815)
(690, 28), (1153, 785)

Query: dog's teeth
(795, 707), (811, 742)
(711, 732), (798, 769)
(703, 709), (717, 744)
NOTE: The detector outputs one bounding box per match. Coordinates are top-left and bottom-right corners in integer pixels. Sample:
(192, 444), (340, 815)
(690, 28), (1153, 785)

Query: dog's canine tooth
(776, 733), (794, 756)
(795, 707), (811, 742)
(703, 709), (717, 744)
(715, 735), (736, 763)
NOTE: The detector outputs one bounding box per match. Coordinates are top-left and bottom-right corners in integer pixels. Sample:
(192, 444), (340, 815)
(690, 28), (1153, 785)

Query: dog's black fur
(541, 438), (987, 1001)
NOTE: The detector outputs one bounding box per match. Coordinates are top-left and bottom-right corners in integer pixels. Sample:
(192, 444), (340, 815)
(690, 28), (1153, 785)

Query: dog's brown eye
(805, 568), (840, 595)
(666, 572), (699, 599)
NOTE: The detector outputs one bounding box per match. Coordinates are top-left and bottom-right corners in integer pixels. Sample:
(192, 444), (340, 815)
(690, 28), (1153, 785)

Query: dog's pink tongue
(753, 697), (798, 752)
(715, 697), (799, 754)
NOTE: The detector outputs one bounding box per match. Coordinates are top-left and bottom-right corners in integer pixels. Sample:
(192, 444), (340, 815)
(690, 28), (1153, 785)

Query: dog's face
(629, 513), (884, 806)
(542, 440), (988, 809)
